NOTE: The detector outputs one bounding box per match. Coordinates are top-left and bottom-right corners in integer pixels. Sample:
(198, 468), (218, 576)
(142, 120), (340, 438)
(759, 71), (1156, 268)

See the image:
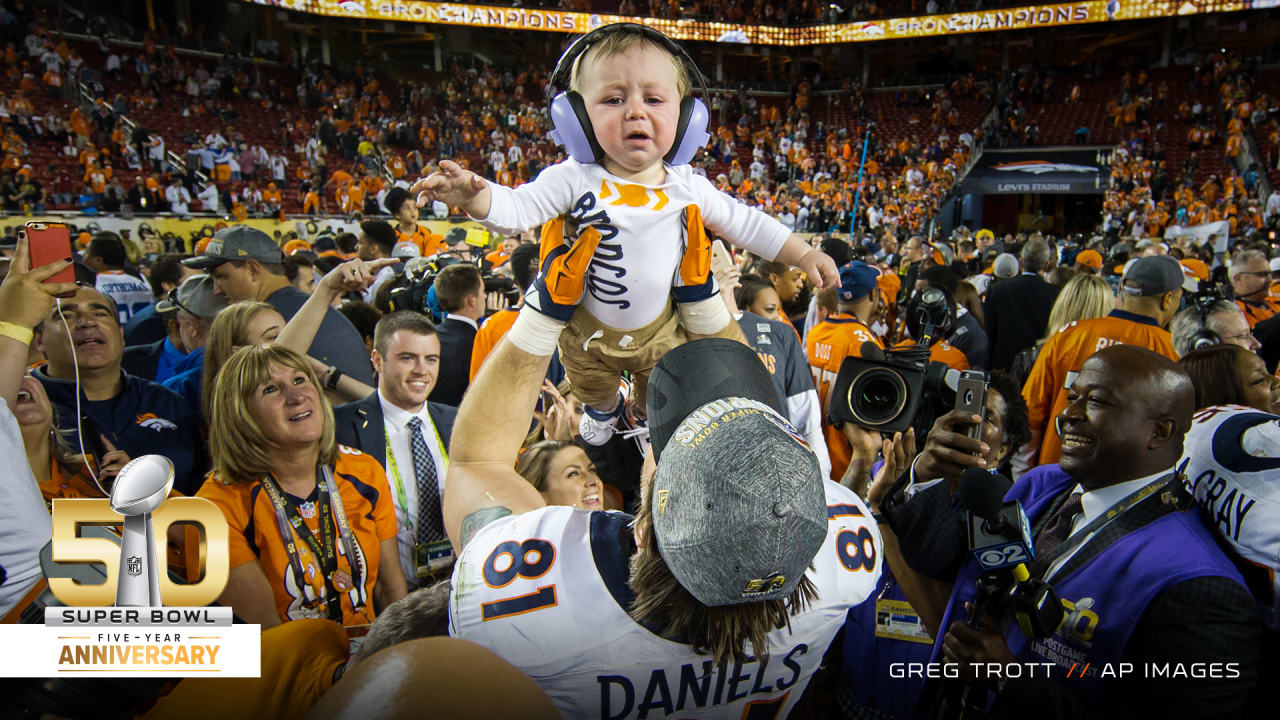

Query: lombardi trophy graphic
(109, 455), (174, 607)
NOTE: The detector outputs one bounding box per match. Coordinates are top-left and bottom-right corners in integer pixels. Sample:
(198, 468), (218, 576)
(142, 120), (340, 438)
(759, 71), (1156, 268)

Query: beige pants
(559, 302), (745, 411)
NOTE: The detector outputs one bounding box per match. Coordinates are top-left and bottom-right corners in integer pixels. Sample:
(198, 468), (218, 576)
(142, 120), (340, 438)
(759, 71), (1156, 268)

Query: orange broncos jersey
(1236, 297), (1280, 329)
(469, 308), (518, 382)
(806, 313), (884, 481)
(891, 338), (969, 371)
(196, 447), (398, 628)
(1023, 311), (1176, 467)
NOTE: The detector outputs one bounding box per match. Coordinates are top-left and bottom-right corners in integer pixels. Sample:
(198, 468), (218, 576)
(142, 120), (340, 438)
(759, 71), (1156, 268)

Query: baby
(414, 24), (837, 446)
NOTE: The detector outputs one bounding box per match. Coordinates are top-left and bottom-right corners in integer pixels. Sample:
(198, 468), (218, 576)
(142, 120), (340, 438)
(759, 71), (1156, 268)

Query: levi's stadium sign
(250, 0), (1260, 46)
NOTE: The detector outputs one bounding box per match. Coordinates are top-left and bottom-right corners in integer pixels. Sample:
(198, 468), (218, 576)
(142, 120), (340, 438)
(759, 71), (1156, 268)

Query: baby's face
(578, 43), (681, 183)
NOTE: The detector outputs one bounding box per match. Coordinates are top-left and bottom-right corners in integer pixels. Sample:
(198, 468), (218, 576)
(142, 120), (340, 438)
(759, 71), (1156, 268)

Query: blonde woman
(1009, 274), (1115, 387)
(199, 344), (406, 629)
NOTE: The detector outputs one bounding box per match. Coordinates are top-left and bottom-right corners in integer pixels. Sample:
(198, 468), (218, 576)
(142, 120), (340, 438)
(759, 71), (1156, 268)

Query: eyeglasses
(1234, 271), (1271, 279)
(1220, 332), (1258, 345)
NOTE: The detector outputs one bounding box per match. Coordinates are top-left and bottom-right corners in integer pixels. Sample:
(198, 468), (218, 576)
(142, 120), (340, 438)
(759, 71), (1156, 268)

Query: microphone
(957, 468), (1063, 639)
(959, 468), (1031, 573)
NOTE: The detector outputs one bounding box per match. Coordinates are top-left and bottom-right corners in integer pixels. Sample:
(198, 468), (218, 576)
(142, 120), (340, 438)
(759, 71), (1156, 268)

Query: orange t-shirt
(805, 313), (884, 481)
(195, 447), (398, 628)
(469, 309), (518, 381)
(397, 225), (442, 256)
(1022, 311), (1176, 467)
(891, 338), (969, 371)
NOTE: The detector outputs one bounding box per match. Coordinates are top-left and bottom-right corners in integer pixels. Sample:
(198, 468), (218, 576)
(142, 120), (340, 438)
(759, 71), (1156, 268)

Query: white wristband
(680, 296), (732, 335)
(506, 305), (566, 356)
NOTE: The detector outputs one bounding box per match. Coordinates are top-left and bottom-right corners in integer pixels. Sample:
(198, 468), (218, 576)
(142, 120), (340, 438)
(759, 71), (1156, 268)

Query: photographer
(839, 370), (1028, 719)
(879, 346), (1258, 720)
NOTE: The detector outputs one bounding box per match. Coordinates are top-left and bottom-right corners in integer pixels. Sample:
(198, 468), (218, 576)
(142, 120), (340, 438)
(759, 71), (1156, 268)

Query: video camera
(826, 286), (966, 436)
(387, 253), (521, 321)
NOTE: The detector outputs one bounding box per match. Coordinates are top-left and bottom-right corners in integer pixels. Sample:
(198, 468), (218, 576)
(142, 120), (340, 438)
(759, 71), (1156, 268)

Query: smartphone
(711, 239), (733, 274)
(26, 221), (75, 284)
(954, 370), (989, 442)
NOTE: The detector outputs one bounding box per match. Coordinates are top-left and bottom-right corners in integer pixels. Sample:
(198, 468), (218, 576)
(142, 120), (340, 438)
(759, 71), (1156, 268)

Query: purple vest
(935, 464), (1245, 702)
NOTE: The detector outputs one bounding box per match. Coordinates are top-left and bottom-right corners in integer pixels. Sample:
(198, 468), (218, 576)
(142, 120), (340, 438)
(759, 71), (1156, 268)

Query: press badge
(416, 539), (455, 577)
(875, 599), (933, 644)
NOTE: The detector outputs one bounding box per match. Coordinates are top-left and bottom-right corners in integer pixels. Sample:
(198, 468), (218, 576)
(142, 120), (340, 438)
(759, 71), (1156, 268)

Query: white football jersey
(450, 481), (881, 719)
(1181, 404), (1280, 628)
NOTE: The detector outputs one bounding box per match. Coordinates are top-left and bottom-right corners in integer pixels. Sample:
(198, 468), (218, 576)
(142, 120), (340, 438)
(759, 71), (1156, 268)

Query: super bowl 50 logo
(0, 456), (260, 678)
(50, 495), (228, 607)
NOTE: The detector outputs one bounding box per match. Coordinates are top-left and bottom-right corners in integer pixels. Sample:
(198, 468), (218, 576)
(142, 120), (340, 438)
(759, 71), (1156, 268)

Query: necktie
(1033, 491), (1083, 569)
(407, 417), (443, 544)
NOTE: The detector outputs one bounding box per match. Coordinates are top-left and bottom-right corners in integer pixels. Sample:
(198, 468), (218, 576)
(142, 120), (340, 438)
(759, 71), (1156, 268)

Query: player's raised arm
(443, 307), (562, 552)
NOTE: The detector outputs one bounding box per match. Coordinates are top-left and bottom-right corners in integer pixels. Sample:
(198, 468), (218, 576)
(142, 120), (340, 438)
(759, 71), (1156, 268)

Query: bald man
(879, 346), (1259, 719)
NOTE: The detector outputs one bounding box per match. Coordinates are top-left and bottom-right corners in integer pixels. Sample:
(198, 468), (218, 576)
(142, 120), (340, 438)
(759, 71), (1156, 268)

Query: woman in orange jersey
(200, 344), (406, 630)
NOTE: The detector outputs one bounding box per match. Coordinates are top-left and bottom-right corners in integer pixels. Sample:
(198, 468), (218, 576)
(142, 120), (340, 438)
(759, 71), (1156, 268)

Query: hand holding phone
(953, 371), (989, 442)
(25, 222), (75, 285)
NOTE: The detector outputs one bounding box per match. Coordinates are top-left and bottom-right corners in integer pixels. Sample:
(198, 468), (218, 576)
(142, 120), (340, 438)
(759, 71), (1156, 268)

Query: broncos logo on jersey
(136, 413), (178, 431)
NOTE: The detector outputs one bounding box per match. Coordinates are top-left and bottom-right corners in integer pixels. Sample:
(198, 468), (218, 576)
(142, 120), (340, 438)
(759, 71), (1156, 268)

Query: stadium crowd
(4, 7), (1280, 720)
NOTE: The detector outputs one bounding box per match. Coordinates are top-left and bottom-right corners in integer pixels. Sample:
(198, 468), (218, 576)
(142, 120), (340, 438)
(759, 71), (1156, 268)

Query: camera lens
(848, 368), (908, 426)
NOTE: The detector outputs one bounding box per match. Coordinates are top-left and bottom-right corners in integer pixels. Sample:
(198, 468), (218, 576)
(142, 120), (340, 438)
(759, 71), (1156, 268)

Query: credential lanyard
(260, 465), (365, 620)
(1037, 470), (1185, 585)
(383, 418), (450, 529)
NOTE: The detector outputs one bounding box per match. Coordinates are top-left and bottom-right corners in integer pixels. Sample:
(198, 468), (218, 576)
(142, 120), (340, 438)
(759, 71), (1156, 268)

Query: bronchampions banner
(248, 0), (1264, 46)
(959, 148), (1107, 195)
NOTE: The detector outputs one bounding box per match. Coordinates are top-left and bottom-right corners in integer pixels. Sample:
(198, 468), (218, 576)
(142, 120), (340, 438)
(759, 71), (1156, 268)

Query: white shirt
(165, 185), (191, 214)
(197, 183), (219, 212)
(0, 397), (52, 617)
(444, 314), (479, 331)
(94, 270), (153, 324)
(1265, 192), (1280, 220)
(379, 390), (448, 585)
(1044, 468), (1172, 578)
(480, 159), (791, 330)
(451, 480), (881, 718)
(363, 264), (398, 304)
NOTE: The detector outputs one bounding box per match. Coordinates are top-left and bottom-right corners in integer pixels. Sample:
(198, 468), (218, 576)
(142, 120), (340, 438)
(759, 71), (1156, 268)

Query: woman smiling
(200, 344), (406, 630)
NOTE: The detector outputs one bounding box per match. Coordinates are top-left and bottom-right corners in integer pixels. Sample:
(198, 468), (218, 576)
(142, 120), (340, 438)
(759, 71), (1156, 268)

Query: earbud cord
(55, 297), (105, 494)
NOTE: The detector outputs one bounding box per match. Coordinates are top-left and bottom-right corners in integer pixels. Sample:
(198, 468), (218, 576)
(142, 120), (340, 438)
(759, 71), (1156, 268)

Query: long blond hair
(201, 301), (277, 419)
(1038, 274), (1115, 347)
(207, 344), (336, 485)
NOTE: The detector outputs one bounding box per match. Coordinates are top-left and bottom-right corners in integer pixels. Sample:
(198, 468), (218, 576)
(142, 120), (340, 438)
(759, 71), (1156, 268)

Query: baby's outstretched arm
(411, 159), (493, 218)
(775, 234), (840, 289)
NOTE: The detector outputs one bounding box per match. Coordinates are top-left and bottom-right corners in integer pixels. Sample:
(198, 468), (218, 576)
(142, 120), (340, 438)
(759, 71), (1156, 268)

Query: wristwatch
(324, 366), (344, 391)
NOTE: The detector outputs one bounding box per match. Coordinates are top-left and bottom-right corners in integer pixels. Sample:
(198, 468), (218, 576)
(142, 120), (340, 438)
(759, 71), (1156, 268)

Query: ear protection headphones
(548, 23), (711, 166)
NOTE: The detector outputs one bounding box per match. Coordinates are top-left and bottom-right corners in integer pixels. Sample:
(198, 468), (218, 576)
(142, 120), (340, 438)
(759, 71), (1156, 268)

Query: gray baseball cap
(156, 274), (226, 318)
(1122, 255), (1184, 296)
(182, 225), (283, 269)
(646, 339), (827, 607)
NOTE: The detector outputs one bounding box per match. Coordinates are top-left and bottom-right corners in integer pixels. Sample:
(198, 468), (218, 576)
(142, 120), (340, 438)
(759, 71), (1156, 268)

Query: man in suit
(984, 238), (1061, 370)
(428, 263), (485, 407)
(334, 311), (457, 588)
(877, 346), (1259, 719)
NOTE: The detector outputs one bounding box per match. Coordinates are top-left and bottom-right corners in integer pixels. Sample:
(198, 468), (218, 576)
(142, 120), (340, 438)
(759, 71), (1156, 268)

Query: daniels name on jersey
(449, 481), (881, 719)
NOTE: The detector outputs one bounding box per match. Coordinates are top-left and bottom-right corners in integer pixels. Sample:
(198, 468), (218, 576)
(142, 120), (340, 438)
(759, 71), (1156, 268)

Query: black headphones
(547, 23), (711, 166)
